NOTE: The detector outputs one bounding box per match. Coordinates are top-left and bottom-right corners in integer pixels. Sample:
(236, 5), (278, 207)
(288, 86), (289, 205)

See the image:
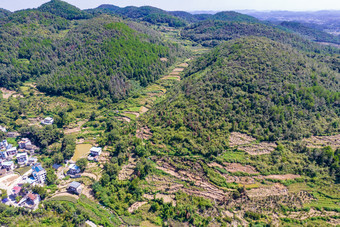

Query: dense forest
(0, 5), (185, 101)
(144, 37), (340, 155)
(279, 21), (340, 45)
(0, 1), (339, 226)
(89, 5), (187, 28)
(181, 20), (340, 54)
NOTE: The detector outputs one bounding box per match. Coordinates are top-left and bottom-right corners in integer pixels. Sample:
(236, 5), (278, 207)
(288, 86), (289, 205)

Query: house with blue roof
(68, 164), (80, 175)
(32, 164), (46, 184)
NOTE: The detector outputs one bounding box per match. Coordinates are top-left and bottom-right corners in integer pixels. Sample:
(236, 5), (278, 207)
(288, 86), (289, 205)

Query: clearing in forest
(229, 132), (256, 147)
(303, 134), (340, 150)
(238, 142), (277, 155)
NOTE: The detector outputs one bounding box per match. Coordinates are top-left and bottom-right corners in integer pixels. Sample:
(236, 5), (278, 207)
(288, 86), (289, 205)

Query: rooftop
(69, 164), (80, 170)
(32, 164), (44, 172)
(69, 181), (81, 188)
(90, 147), (102, 152)
(2, 161), (13, 165)
(27, 193), (37, 201)
(13, 186), (21, 194)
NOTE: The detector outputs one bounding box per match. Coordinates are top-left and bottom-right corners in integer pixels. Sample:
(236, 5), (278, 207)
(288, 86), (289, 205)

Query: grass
(163, 77), (180, 80)
(47, 196), (78, 203)
(221, 150), (247, 163)
(123, 113), (137, 121)
(14, 166), (31, 176)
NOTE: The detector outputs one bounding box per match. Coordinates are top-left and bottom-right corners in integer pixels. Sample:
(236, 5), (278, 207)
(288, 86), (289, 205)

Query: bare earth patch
(155, 193), (176, 206)
(118, 156), (137, 180)
(64, 120), (86, 135)
(238, 142), (277, 155)
(247, 183), (288, 198)
(116, 116), (131, 122)
(263, 174), (301, 180)
(140, 106), (149, 114)
(128, 202), (148, 213)
(136, 126), (153, 140)
(208, 162), (258, 174)
(224, 163), (258, 174)
(155, 161), (228, 202)
(173, 68), (184, 72)
(303, 134), (340, 150)
(0, 88), (19, 99)
(229, 132), (256, 147)
(178, 63), (189, 68)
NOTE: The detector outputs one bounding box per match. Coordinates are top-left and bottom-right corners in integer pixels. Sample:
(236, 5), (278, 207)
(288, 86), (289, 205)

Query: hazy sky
(1, 0), (340, 12)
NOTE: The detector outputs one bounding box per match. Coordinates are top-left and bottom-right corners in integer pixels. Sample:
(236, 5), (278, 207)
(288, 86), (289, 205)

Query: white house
(41, 117), (54, 125)
(90, 147), (102, 156)
(2, 161), (14, 171)
(0, 140), (9, 150)
(68, 164), (80, 175)
(67, 181), (82, 194)
(32, 164), (46, 184)
(0, 126), (6, 133)
(28, 157), (38, 165)
(18, 138), (32, 149)
(6, 147), (17, 156)
(17, 153), (28, 165)
(0, 151), (8, 160)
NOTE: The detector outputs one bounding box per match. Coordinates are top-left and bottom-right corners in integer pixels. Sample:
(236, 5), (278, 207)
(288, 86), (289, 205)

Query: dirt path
(116, 116), (131, 122)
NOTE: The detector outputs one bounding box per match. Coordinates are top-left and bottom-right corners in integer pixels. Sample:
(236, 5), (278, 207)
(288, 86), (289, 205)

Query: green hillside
(144, 37), (340, 155)
(92, 5), (187, 28)
(0, 10), (183, 101)
(279, 21), (340, 44)
(38, 0), (91, 20)
(182, 20), (340, 53)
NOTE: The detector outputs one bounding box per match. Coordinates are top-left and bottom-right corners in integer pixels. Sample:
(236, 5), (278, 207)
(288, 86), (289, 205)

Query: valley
(0, 1), (339, 226)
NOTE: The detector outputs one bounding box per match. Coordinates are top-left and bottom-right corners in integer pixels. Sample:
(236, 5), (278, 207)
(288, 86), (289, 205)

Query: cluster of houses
(9, 185), (41, 210)
(0, 138), (38, 176)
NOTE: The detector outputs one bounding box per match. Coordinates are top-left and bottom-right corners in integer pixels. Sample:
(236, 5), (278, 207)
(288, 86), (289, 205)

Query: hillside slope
(144, 37), (340, 156)
(38, 0), (91, 20)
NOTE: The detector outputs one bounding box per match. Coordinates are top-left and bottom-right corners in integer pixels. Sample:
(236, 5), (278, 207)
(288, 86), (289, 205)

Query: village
(0, 117), (103, 211)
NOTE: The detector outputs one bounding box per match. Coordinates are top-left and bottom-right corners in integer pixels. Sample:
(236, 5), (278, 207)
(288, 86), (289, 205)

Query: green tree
(76, 158), (88, 172)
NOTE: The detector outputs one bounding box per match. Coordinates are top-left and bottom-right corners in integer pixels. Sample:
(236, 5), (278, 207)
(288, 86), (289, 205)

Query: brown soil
(160, 58), (168, 62)
(229, 132), (256, 147)
(303, 134), (340, 150)
(128, 202), (148, 213)
(64, 120), (86, 135)
(263, 174), (301, 180)
(136, 126), (153, 140)
(169, 71), (180, 75)
(208, 162), (258, 174)
(82, 186), (96, 201)
(224, 175), (256, 185)
(155, 193), (176, 206)
(247, 183), (288, 198)
(155, 160), (228, 202)
(173, 68), (184, 72)
(178, 63), (189, 68)
(0, 88), (19, 99)
(51, 192), (79, 200)
(238, 142), (277, 155)
(116, 116), (131, 122)
(224, 163), (258, 174)
(118, 156), (137, 180)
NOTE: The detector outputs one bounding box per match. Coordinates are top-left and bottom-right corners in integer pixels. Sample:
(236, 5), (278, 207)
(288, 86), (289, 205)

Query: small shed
(67, 181), (82, 194)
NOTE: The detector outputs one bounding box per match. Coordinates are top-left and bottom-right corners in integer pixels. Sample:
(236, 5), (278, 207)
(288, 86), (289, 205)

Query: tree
(46, 169), (57, 185)
(76, 158), (88, 172)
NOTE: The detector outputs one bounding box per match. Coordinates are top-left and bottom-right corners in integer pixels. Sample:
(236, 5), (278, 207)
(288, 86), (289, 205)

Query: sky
(1, 0), (340, 12)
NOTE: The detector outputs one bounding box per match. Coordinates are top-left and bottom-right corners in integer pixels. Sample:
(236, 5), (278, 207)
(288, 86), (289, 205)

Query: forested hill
(37, 0), (91, 20)
(144, 37), (340, 155)
(181, 20), (340, 54)
(90, 5), (187, 28)
(0, 8), (11, 18)
(0, 9), (184, 101)
(279, 21), (340, 45)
